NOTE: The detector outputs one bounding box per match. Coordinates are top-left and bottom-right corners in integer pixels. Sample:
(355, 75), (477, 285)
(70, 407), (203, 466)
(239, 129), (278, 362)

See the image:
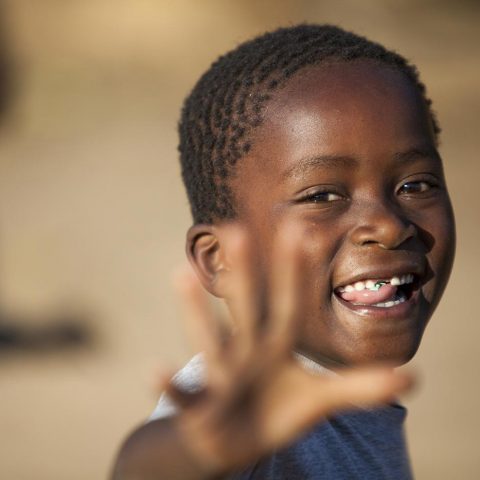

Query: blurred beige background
(0, 0), (478, 479)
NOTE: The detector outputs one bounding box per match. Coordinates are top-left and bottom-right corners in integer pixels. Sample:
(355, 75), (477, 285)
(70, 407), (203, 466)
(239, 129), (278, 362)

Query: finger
(173, 265), (223, 369)
(148, 365), (197, 409)
(221, 225), (260, 361)
(260, 366), (414, 450)
(163, 378), (208, 410)
(150, 365), (178, 397)
(267, 221), (304, 355)
(317, 366), (415, 414)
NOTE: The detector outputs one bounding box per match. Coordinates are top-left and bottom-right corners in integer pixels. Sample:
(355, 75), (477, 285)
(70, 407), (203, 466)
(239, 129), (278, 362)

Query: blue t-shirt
(231, 404), (412, 479)
(150, 354), (413, 479)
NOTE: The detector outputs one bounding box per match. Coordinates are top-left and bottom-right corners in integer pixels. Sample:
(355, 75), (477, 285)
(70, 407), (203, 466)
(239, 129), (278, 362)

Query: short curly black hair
(178, 24), (439, 225)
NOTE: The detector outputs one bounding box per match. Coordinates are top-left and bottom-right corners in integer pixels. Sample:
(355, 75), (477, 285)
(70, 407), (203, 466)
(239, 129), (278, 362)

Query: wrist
(112, 417), (227, 480)
(174, 414), (232, 480)
(173, 417), (228, 480)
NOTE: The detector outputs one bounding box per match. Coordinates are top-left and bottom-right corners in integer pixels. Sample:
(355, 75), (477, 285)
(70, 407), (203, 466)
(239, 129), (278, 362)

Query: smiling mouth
(334, 274), (419, 309)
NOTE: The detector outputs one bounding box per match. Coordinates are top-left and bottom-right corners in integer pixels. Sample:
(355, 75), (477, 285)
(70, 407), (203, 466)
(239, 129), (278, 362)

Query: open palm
(166, 224), (413, 476)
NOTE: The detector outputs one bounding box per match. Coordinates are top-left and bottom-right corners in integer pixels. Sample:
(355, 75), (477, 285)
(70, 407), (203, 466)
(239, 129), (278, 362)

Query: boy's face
(229, 61), (455, 367)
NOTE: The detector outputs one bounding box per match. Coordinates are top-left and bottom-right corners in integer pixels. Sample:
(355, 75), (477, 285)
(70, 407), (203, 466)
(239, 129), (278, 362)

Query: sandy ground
(0, 1), (479, 478)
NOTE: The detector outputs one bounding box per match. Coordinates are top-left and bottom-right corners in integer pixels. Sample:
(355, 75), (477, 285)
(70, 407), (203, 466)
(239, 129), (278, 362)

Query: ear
(186, 224), (229, 298)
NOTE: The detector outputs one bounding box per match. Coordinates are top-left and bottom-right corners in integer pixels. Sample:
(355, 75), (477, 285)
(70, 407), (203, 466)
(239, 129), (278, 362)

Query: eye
(302, 191), (344, 203)
(398, 180), (435, 195)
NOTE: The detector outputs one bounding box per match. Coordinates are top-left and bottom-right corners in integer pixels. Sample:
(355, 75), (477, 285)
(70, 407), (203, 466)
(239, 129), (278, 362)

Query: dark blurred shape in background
(0, 4), (94, 354)
(0, 2), (15, 122)
(0, 311), (94, 354)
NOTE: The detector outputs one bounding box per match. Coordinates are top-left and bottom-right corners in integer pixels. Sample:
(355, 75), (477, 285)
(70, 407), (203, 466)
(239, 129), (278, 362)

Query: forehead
(246, 60), (435, 173)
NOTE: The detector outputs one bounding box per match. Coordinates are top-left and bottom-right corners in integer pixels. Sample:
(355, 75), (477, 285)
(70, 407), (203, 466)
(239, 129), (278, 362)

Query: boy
(112, 24), (455, 479)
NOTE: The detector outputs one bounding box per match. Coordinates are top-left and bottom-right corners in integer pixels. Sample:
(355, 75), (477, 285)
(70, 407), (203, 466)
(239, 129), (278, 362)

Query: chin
(340, 334), (423, 367)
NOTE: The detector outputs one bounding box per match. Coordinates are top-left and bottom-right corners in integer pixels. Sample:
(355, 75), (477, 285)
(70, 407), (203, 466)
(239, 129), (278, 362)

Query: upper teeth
(339, 274), (414, 293)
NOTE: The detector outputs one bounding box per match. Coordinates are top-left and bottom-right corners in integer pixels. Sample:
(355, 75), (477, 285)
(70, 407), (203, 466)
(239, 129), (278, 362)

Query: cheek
(418, 203), (456, 300)
(298, 224), (340, 305)
(301, 220), (340, 267)
(423, 202), (455, 263)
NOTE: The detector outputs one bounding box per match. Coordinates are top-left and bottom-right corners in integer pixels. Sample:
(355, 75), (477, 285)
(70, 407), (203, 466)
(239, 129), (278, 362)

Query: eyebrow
(282, 155), (358, 179)
(392, 147), (441, 164)
(282, 147), (441, 179)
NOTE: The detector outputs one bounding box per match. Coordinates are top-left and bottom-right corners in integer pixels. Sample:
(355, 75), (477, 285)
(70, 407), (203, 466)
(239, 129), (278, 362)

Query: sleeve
(148, 353), (206, 421)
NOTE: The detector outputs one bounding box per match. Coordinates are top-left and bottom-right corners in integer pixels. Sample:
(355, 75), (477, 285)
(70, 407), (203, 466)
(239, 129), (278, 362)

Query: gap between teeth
(338, 274), (414, 293)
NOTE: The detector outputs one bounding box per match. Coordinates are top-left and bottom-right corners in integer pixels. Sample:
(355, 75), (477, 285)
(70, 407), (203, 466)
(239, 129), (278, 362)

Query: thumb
(318, 367), (415, 413)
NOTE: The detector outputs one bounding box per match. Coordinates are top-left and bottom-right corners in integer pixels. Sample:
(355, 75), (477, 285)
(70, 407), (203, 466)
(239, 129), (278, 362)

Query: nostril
(349, 202), (418, 249)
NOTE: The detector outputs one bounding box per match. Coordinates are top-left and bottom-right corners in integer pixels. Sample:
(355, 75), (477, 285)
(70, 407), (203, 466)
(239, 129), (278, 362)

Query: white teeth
(374, 299), (400, 308)
(339, 273), (415, 293)
(354, 281), (365, 291)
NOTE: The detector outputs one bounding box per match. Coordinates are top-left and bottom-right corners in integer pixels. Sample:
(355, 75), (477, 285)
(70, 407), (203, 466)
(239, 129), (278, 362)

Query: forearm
(111, 417), (225, 480)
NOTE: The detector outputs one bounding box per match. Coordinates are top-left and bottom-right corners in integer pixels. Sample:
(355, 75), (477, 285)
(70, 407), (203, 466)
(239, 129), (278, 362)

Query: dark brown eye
(307, 191), (343, 202)
(398, 181), (431, 195)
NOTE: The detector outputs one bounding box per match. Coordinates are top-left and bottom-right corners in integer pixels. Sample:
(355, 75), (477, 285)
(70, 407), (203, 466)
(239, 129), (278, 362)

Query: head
(180, 24), (455, 367)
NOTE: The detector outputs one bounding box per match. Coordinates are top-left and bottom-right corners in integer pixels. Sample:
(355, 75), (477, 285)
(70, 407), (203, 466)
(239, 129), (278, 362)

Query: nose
(349, 200), (417, 249)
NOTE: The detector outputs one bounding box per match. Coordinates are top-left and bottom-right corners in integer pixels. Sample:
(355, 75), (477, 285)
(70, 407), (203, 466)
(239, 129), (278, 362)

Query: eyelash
(397, 179), (439, 196)
(299, 178), (440, 204)
(300, 190), (344, 203)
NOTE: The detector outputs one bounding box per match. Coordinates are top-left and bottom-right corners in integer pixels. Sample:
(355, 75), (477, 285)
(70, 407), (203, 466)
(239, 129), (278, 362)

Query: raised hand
(165, 222), (414, 477)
